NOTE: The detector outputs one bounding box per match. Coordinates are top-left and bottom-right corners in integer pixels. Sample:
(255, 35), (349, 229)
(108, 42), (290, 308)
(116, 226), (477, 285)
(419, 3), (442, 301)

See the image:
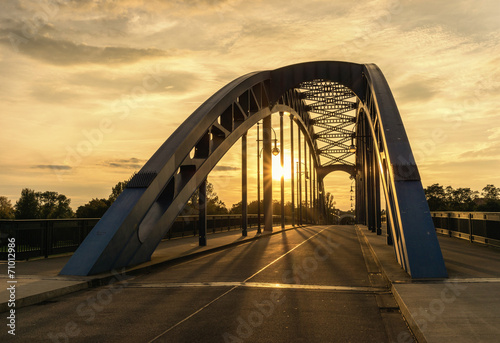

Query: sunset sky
(1, 0), (499, 211)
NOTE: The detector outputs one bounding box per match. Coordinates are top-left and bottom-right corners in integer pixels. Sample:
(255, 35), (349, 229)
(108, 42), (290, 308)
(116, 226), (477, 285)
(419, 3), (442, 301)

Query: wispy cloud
(0, 30), (167, 65)
(213, 165), (239, 171)
(33, 165), (72, 170)
(103, 157), (145, 169)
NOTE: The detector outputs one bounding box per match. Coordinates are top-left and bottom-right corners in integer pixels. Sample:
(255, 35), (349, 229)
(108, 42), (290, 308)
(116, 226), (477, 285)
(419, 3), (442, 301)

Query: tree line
(0, 179), (229, 220)
(424, 184), (500, 212)
(1, 181), (498, 220)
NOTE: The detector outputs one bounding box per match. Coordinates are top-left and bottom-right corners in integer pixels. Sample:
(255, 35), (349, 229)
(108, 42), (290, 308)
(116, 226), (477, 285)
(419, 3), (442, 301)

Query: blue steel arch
(61, 61), (447, 278)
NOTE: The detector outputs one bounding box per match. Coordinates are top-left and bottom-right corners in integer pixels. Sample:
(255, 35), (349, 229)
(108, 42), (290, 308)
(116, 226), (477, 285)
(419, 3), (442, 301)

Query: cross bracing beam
(61, 61), (447, 279)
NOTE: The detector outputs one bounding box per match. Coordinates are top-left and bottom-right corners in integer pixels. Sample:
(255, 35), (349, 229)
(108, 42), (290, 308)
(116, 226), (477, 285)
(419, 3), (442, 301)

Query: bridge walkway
(360, 225), (500, 342)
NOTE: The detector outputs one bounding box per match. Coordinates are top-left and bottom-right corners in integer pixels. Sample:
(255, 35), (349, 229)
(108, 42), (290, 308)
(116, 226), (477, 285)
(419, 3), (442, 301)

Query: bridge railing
(431, 212), (500, 247)
(0, 214), (287, 261)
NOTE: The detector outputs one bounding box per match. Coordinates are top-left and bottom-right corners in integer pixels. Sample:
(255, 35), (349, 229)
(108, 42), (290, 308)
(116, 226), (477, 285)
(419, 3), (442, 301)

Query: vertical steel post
(374, 135), (382, 235)
(298, 129), (302, 225)
(312, 160), (316, 224)
(280, 112), (285, 229)
(304, 138), (308, 224)
(363, 118), (371, 228)
(368, 118), (375, 232)
(199, 179), (207, 246)
(242, 132), (248, 237)
(383, 160), (393, 245)
(290, 114), (295, 227)
(263, 115), (273, 232)
(309, 150), (313, 224)
(257, 122), (261, 234)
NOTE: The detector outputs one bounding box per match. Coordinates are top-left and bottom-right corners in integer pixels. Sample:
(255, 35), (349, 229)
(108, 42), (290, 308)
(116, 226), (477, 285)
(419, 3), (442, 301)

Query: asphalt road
(1, 225), (415, 342)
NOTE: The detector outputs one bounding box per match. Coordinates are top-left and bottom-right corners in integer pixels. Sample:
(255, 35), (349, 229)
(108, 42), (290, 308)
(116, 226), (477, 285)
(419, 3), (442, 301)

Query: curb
(356, 226), (428, 343)
(0, 281), (89, 313)
(0, 225), (300, 312)
(390, 284), (428, 343)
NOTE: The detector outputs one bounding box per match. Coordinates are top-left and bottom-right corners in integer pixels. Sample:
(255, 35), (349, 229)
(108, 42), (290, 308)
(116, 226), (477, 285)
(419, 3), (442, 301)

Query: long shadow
(306, 226), (372, 287)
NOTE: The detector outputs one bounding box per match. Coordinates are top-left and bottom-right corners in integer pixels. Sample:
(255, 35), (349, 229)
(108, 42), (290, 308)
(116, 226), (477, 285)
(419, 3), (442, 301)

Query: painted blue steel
(60, 61), (447, 278)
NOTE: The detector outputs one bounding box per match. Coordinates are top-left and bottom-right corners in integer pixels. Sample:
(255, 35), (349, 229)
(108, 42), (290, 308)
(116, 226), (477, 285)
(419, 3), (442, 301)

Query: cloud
(213, 165), (239, 171)
(460, 144), (500, 159)
(66, 69), (200, 95)
(395, 78), (439, 103)
(30, 82), (81, 103)
(33, 165), (72, 170)
(104, 157), (145, 169)
(0, 30), (167, 65)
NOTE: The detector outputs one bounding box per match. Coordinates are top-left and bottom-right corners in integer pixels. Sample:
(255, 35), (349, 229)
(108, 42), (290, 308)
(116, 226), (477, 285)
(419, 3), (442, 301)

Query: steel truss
(61, 62), (447, 278)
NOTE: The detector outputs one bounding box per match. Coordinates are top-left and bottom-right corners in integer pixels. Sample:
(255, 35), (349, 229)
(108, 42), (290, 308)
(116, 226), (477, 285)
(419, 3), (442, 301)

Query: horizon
(1, 0), (499, 212)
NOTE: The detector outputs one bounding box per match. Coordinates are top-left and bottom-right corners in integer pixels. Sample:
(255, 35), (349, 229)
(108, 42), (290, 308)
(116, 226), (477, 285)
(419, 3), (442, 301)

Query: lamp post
(296, 161), (309, 225)
(256, 121), (280, 234)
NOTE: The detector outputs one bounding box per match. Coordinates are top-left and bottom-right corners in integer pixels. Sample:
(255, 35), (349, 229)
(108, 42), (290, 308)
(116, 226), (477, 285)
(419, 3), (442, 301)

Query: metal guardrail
(0, 214), (286, 260)
(431, 212), (500, 247)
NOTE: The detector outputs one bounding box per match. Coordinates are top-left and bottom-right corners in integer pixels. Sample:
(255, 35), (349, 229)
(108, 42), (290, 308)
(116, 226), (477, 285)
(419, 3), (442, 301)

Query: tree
(182, 181), (228, 215)
(76, 198), (110, 218)
(38, 191), (74, 219)
(477, 184), (500, 211)
(445, 187), (477, 211)
(14, 188), (40, 219)
(76, 179), (130, 218)
(482, 184), (499, 200)
(324, 192), (336, 223)
(0, 196), (14, 219)
(424, 184), (447, 211)
(108, 180), (129, 204)
(14, 189), (74, 219)
(230, 201), (243, 214)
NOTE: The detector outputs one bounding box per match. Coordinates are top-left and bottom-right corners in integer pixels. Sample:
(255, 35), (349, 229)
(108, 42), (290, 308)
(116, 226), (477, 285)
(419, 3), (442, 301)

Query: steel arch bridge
(61, 61), (447, 279)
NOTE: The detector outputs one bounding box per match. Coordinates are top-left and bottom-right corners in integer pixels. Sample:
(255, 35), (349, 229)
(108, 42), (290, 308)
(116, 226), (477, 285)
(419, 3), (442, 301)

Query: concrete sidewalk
(358, 225), (500, 343)
(0, 225), (295, 313)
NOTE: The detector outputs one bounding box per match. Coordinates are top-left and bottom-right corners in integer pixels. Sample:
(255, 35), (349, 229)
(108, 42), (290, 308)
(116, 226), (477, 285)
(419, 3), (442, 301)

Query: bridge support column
(199, 179), (207, 246)
(257, 122), (261, 234)
(309, 150), (313, 224)
(242, 132), (248, 237)
(298, 129), (302, 225)
(263, 115), (273, 232)
(312, 161), (316, 224)
(290, 114), (295, 227)
(383, 160), (393, 245)
(304, 137), (308, 223)
(374, 144), (382, 235)
(280, 112), (285, 229)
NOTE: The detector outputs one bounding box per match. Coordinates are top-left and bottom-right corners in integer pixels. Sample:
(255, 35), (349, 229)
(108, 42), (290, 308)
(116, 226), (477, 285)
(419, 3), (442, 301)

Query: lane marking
(126, 281), (387, 293)
(147, 226), (327, 342)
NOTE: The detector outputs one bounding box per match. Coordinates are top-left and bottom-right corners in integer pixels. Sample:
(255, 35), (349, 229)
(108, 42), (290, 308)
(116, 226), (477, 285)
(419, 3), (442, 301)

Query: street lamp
(349, 132), (356, 153)
(256, 121), (280, 234)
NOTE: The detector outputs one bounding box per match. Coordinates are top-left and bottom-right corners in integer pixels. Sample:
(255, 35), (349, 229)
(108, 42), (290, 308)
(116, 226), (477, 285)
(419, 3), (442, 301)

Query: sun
(272, 154), (293, 181)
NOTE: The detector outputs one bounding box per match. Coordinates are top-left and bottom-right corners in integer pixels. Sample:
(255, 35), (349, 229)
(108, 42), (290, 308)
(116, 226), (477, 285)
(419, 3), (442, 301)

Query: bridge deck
(1, 225), (500, 342)
(1, 226), (412, 342)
